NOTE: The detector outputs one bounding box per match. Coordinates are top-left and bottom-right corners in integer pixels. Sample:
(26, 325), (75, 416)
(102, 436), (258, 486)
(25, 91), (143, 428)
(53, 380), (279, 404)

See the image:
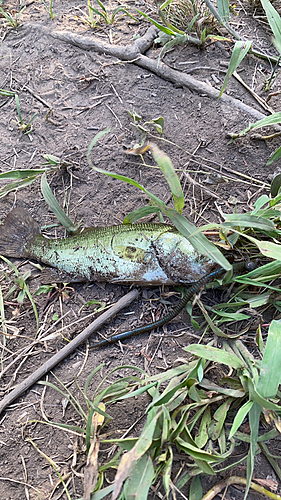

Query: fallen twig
(233, 71), (274, 114)
(0, 289), (139, 415)
(27, 24), (273, 121)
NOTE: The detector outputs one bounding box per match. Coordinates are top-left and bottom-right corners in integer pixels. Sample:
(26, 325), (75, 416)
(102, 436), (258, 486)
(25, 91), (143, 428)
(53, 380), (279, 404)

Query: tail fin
(0, 208), (40, 258)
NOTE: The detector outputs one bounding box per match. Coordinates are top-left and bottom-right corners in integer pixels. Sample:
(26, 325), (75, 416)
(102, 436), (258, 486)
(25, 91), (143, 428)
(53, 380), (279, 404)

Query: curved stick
(33, 24), (271, 121)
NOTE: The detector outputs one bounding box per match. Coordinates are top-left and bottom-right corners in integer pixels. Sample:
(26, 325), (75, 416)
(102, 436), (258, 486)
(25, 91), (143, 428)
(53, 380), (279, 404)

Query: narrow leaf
(91, 485), (114, 500)
(239, 112), (281, 136)
(270, 173), (281, 196)
(229, 400), (253, 439)
(41, 173), (76, 233)
(15, 93), (22, 123)
(162, 446), (173, 497)
(267, 145), (281, 166)
(123, 454), (154, 500)
(257, 320), (281, 398)
(246, 402), (261, 499)
(0, 169), (45, 179)
(87, 128), (113, 166)
(185, 344), (244, 369)
(136, 9), (185, 35)
(195, 407), (211, 448)
(252, 194), (270, 213)
(211, 398), (233, 440)
(245, 375), (281, 411)
(123, 206), (161, 224)
(217, 0), (229, 22)
(229, 230), (281, 261)
(150, 143), (184, 214)
(0, 176), (37, 198)
(112, 411), (160, 500)
(175, 436), (222, 463)
(223, 213), (275, 231)
(190, 475), (203, 500)
(95, 0), (107, 13)
(260, 0), (281, 52)
(219, 41), (252, 97)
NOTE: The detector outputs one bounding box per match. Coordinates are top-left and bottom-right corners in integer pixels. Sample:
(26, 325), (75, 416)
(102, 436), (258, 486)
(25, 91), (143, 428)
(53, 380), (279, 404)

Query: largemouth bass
(0, 208), (216, 285)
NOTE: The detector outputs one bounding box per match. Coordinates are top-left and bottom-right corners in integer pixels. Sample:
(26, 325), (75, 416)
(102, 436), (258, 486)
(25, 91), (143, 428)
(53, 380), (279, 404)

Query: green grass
(0, 3), (26, 28)
(41, 0), (57, 19)
(79, 0), (137, 28)
(13, 94), (37, 135)
(28, 324), (281, 500)
(0, 256), (39, 332)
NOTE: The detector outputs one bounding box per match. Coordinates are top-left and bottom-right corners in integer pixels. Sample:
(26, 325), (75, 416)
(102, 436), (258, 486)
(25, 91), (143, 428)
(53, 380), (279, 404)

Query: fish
(0, 208), (216, 285)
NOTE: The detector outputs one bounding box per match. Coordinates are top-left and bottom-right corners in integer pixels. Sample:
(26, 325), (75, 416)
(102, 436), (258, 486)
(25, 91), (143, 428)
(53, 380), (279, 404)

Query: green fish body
(0, 208), (216, 285)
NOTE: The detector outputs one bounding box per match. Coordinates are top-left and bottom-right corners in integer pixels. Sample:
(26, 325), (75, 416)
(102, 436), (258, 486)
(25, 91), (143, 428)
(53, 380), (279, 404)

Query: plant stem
(201, 475), (281, 500)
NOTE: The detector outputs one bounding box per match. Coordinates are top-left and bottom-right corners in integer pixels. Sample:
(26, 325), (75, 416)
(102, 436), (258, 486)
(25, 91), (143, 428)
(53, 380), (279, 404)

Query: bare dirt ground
(0, 0), (281, 499)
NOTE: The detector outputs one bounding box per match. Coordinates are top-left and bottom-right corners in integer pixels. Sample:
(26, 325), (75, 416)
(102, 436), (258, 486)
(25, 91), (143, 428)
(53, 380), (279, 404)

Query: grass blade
(40, 173), (77, 233)
(123, 206), (161, 223)
(136, 9), (185, 35)
(0, 169), (45, 179)
(240, 234), (281, 261)
(162, 446), (173, 497)
(229, 401), (253, 439)
(185, 345), (244, 369)
(87, 129), (113, 164)
(150, 143), (184, 214)
(95, 0), (107, 13)
(267, 145), (281, 165)
(15, 94), (23, 124)
(123, 454), (154, 500)
(219, 41), (252, 97)
(25, 284), (39, 333)
(270, 174), (281, 196)
(259, 0), (281, 53)
(239, 112), (281, 136)
(91, 485), (114, 500)
(112, 411), (161, 500)
(257, 320), (281, 398)
(0, 176), (37, 198)
(175, 436), (222, 463)
(190, 475), (203, 500)
(222, 213), (275, 231)
(217, 0), (229, 22)
(246, 402), (261, 499)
